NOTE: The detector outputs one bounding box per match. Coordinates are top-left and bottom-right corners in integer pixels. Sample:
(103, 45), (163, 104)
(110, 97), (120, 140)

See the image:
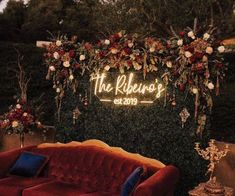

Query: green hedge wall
(55, 75), (211, 195)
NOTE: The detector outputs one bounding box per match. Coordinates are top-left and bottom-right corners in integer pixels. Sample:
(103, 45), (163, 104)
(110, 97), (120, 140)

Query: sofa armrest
(0, 145), (36, 178)
(134, 165), (180, 196)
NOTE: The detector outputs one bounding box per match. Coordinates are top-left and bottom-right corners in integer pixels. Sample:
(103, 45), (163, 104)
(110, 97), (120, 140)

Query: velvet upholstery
(0, 176), (52, 196)
(0, 140), (180, 196)
(23, 181), (120, 196)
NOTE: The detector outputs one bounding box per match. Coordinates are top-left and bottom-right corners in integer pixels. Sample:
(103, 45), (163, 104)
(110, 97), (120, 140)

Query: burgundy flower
(215, 63), (224, 69)
(84, 42), (93, 51)
(179, 31), (185, 37)
(178, 83), (185, 92)
(190, 56), (197, 63)
(69, 50), (75, 58)
(58, 50), (65, 56)
(195, 52), (204, 59)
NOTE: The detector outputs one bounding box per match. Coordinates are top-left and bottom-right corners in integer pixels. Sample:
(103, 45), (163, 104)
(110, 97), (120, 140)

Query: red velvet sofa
(0, 140), (180, 196)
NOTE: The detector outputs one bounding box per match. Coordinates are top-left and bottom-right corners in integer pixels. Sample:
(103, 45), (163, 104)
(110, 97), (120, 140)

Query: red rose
(84, 42), (93, 50)
(58, 50), (65, 56)
(69, 50), (75, 58)
(190, 56), (196, 63)
(75, 64), (81, 69)
(188, 47), (194, 53)
(97, 41), (102, 48)
(123, 48), (131, 55)
(127, 60), (132, 67)
(195, 52), (204, 59)
(178, 84), (185, 92)
(215, 63), (224, 69)
(179, 31), (185, 37)
(166, 44), (171, 49)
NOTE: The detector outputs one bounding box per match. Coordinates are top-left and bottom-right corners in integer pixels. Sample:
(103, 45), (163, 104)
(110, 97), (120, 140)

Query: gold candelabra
(195, 139), (229, 180)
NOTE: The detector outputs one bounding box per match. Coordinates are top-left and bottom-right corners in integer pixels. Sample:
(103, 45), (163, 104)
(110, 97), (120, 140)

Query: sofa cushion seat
(0, 176), (52, 196)
(22, 180), (119, 196)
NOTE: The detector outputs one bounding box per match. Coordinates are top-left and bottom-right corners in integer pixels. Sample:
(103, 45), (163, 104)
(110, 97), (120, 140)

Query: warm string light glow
(91, 73), (165, 105)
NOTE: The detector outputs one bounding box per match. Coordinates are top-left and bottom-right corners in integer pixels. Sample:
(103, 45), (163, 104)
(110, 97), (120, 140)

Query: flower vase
(20, 133), (24, 148)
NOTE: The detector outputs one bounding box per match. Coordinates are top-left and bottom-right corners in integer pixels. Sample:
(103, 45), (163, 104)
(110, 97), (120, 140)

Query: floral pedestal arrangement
(0, 100), (43, 148)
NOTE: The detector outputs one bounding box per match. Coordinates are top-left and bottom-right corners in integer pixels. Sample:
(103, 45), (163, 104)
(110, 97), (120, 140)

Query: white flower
(69, 75), (74, 80)
(111, 48), (118, 54)
(217, 46), (225, 53)
(203, 33), (210, 40)
(149, 47), (155, 53)
(53, 52), (60, 59)
(104, 39), (110, 45)
(56, 88), (61, 93)
(12, 121), (19, 128)
(23, 112), (28, 117)
(185, 51), (192, 58)
(130, 54), (135, 60)
(177, 39), (183, 46)
(56, 40), (62, 47)
(187, 31), (195, 38)
(104, 65), (110, 71)
(79, 54), (86, 61)
(16, 104), (21, 109)
(63, 61), (70, 68)
(128, 42), (134, 48)
(192, 87), (198, 94)
(166, 61), (173, 68)
(207, 82), (214, 90)
(206, 47), (213, 54)
(49, 66), (55, 71)
(202, 55), (208, 62)
(133, 62), (142, 70)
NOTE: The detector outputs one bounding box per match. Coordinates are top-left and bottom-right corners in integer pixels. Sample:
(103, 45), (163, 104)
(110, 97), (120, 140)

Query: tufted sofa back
(31, 140), (165, 193)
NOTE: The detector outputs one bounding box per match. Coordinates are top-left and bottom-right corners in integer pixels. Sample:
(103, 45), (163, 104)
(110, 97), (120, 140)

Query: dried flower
(188, 31), (195, 39)
(79, 54), (86, 61)
(217, 46), (225, 53)
(111, 48), (118, 54)
(12, 121), (19, 128)
(203, 33), (210, 40)
(56, 88), (61, 93)
(69, 75), (74, 80)
(207, 82), (214, 90)
(16, 104), (21, 109)
(166, 61), (173, 68)
(206, 47), (213, 54)
(185, 51), (193, 58)
(177, 39), (183, 46)
(128, 42), (134, 48)
(192, 87), (198, 94)
(63, 61), (70, 68)
(49, 66), (56, 71)
(53, 52), (60, 59)
(149, 47), (155, 53)
(56, 40), (62, 47)
(104, 39), (110, 45)
(104, 65), (110, 71)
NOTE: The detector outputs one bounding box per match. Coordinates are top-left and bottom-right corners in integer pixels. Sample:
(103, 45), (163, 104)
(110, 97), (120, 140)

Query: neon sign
(91, 72), (165, 105)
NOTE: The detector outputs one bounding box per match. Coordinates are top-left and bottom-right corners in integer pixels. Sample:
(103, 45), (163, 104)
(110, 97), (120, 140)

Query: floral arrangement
(0, 99), (43, 135)
(167, 27), (226, 135)
(43, 25), (226, 135)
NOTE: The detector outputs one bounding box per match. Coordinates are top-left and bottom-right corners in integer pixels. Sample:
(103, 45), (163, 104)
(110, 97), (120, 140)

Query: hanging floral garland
(43, 26), (226, 134)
